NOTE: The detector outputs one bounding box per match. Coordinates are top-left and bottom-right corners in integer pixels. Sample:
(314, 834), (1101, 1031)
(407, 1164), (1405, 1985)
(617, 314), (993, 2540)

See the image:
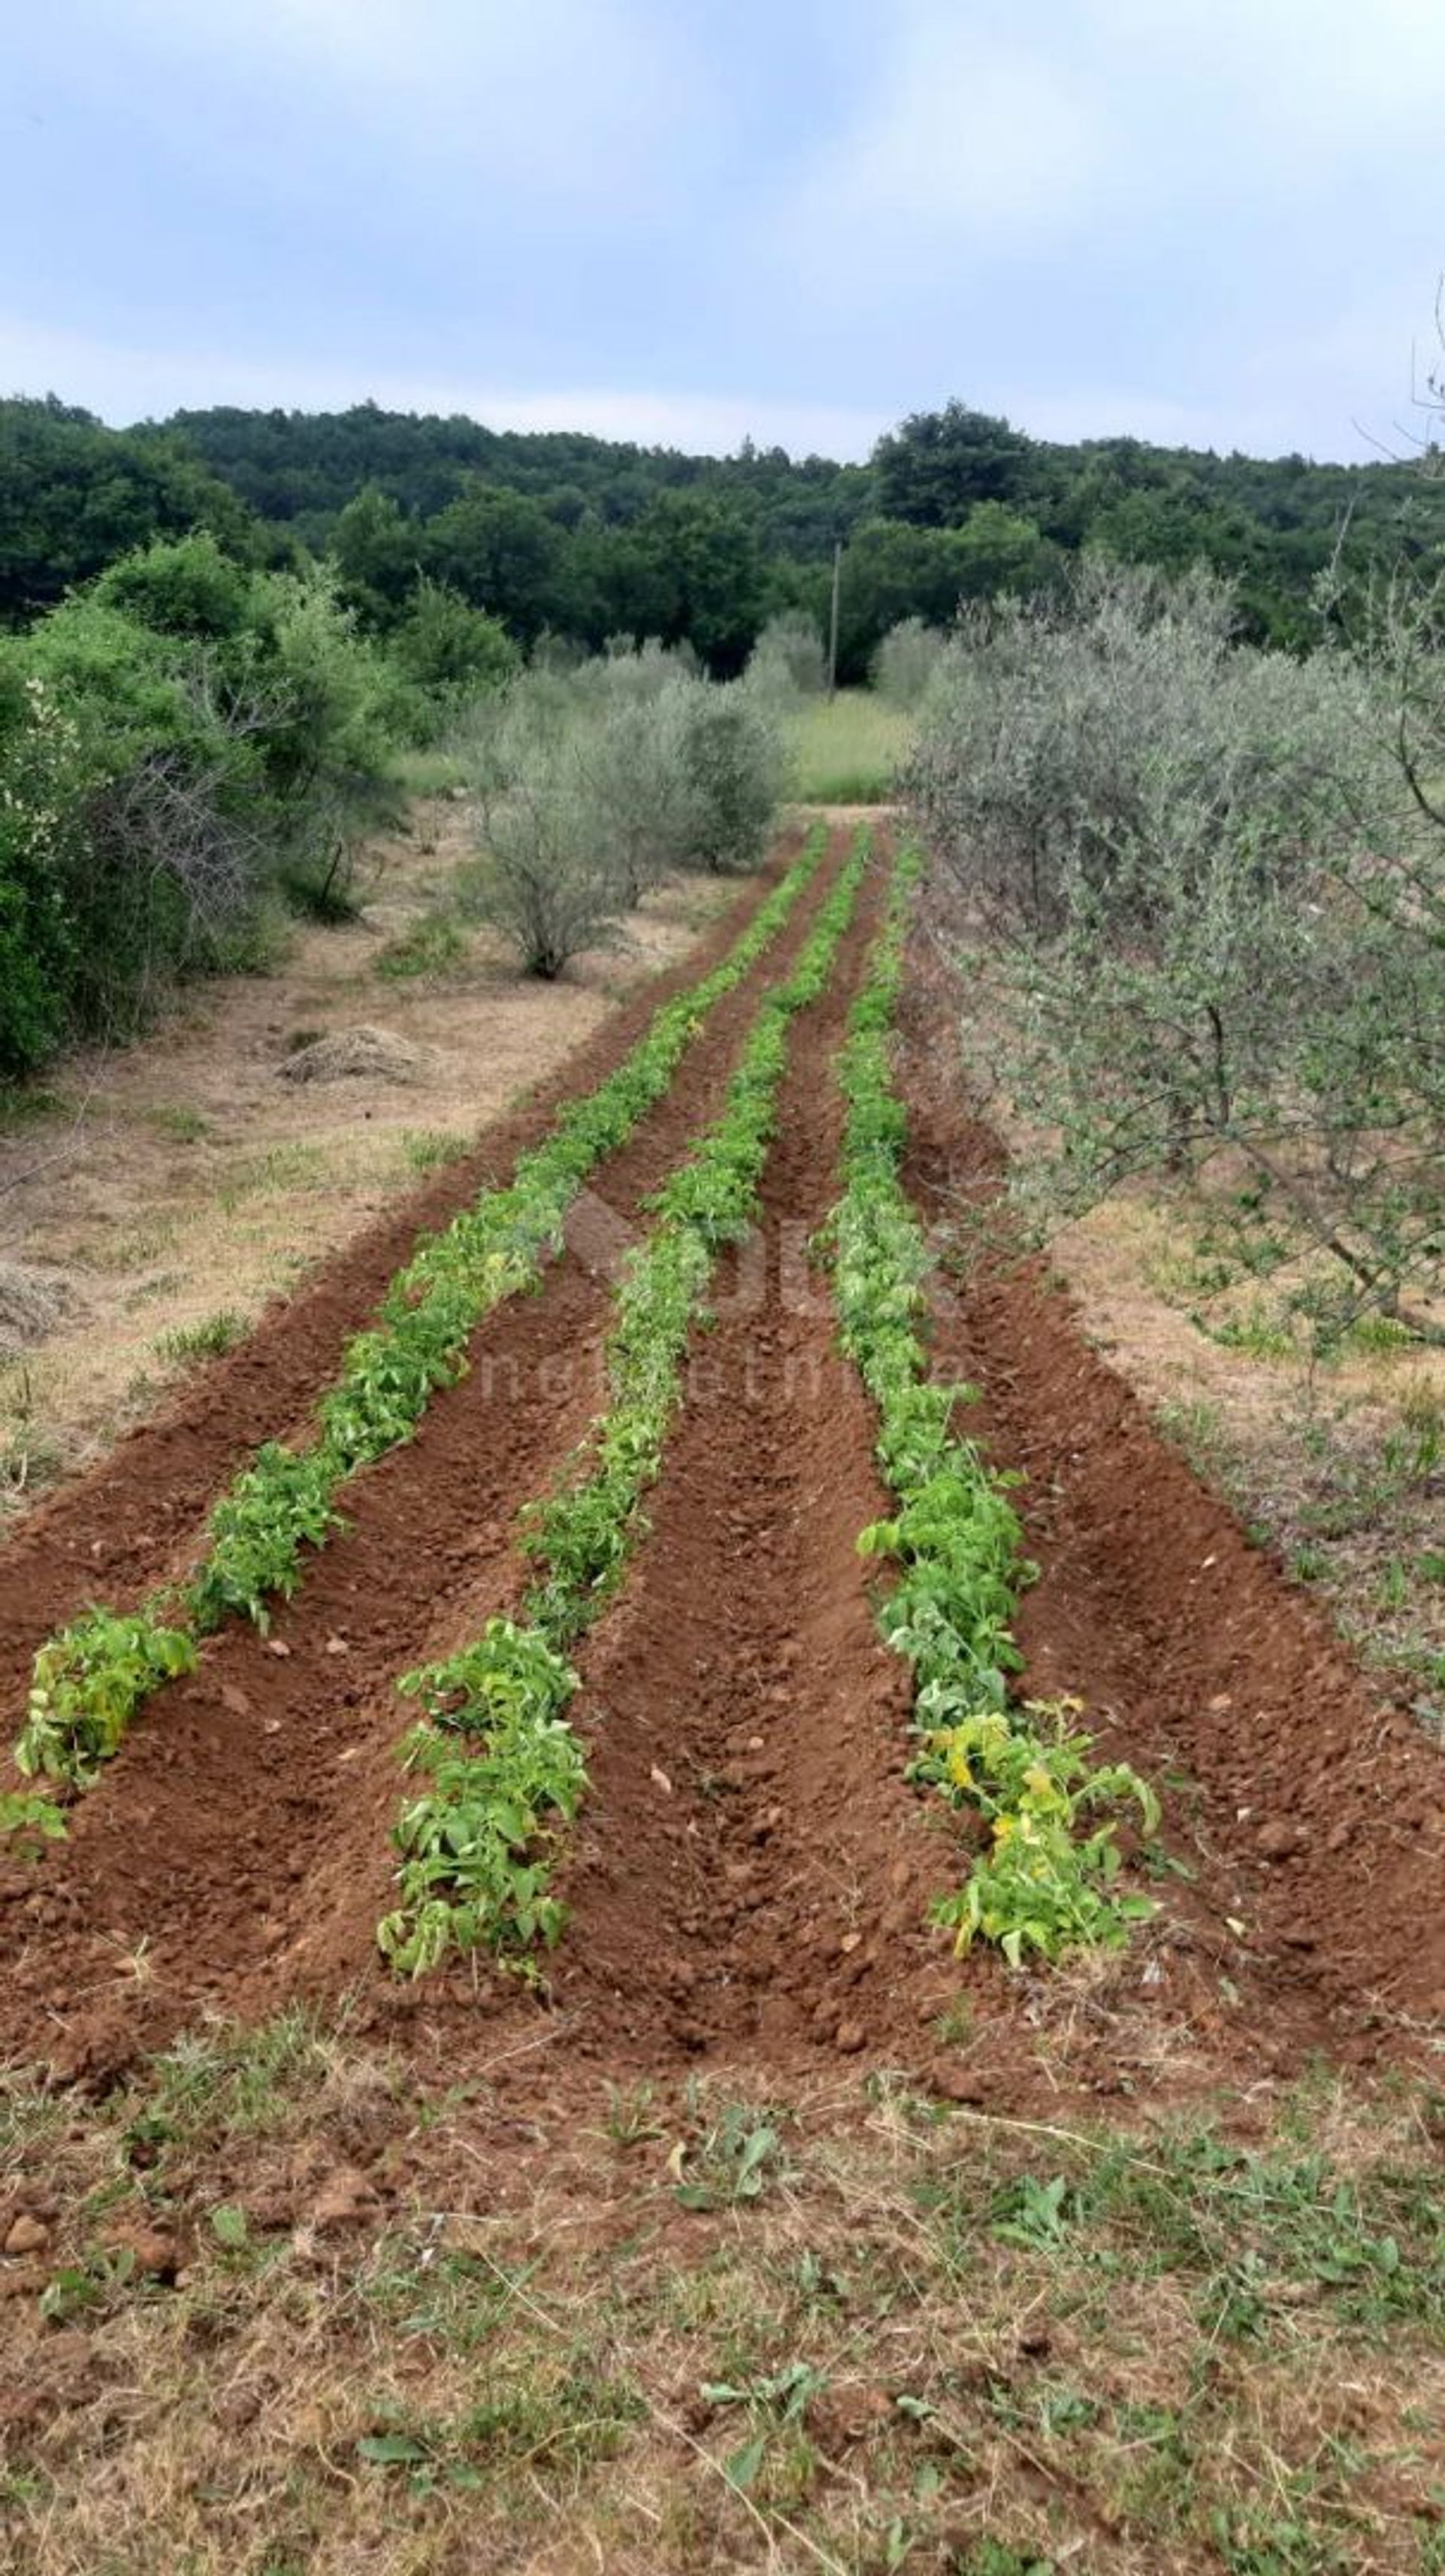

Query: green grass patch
(787, 691), (914, 804)
(2, 2029), (1443, 2574)
(375, 916), (469, 981)
(154, 1311), (247, 1367)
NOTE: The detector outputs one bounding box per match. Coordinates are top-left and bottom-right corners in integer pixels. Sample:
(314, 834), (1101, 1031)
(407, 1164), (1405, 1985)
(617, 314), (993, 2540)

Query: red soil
(0, 827), (810, 1694)
(1, 848), (1440, 2112)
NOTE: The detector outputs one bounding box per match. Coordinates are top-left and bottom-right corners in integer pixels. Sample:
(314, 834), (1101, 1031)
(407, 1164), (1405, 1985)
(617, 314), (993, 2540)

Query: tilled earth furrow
(0, 830), (812, 1694)
(503, 833), (963, 2073)
(0, 834), (856, 2075)
(894, 936), (1445, 2078)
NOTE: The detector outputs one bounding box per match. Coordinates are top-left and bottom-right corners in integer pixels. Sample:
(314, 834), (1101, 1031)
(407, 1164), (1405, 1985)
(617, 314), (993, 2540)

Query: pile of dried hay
(0, 1263), (78, 1360)
(277, 1027), (422, 1086)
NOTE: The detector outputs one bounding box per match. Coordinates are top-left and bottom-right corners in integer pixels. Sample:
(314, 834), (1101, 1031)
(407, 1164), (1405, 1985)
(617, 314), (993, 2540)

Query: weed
(376, 915), (467, 979)
(0, 1083), (68, 1131)
(398, 1126), (470, 1175)
(145, 1102), (208, 1143)
(676, 2095), (793, 2210)
(155, 1308), (245, 1366)
(603, 2081), (662, 2148)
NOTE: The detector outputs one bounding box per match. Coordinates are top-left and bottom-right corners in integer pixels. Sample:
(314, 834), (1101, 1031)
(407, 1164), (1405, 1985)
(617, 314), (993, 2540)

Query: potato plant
(829, 847), (1158, 1964)
(377, 832), (874, 1975)
(14, 826), (832, 1795)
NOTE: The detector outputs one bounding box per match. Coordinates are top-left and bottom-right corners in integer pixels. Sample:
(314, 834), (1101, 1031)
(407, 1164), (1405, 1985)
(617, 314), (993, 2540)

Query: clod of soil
(0, 1263), (80, 1360)
(277, 1027), (423, 1085)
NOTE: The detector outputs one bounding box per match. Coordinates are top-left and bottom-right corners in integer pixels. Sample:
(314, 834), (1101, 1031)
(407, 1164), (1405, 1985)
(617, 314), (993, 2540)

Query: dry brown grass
(2, 2012), (1443, 2574)
(0, 801), (735, 1536)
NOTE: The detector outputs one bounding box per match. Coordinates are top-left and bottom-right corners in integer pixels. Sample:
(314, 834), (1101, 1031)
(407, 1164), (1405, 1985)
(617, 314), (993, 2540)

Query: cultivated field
(2, 819), (1443, 2574)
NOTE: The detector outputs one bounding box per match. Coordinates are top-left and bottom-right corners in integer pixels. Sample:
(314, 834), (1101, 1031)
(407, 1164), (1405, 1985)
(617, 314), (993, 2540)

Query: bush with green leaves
(465, 740), (627, 976)
(0, 537), (408, 1068)
(828, 848), (1158, 1965)
(908, 559), (1445, 1346)
(675, 678), (786, 875)
(390, 577), (517, 713)
(871, 614), (947, 708)
(15, 827), (830, 1794)
(573, 685), (697, 905)
(378, 830), (872, 1974)
(746, 611), (827, 705)
(455, 654), (788, 970)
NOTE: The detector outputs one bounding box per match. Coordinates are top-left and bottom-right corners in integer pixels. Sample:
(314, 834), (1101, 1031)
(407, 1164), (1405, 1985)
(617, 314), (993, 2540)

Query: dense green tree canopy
(0, 397), (254, 623)
(5, 392), (1445, 674)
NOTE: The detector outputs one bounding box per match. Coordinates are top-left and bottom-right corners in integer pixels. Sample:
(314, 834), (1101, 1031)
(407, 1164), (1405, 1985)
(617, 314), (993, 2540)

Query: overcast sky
(4, 0), (1443, 463)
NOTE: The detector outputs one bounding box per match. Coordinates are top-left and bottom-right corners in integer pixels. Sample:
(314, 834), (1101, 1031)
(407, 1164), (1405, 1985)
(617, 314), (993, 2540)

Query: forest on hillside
(6, 392), (1445, 672)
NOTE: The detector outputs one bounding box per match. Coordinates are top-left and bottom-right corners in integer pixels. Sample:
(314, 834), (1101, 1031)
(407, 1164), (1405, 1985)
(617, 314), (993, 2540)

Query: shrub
(571, 687), (694, 903)
(391, 577), (518, 700)
(872, 615), (947, 708)
(0, 540), (413, 1067)
(747, 611), (827, 703)
(461, 686), (623, 976)
(675, 679), (785, 874)
(908, 559), (1445, 1344)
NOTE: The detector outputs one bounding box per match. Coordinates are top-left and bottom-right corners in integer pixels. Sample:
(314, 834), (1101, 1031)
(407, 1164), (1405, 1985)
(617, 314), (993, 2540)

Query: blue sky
(4, 0), (1444, 461)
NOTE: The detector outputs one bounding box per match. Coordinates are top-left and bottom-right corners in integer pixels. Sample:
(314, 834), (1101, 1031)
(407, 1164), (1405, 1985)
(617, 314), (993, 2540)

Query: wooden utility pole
(827, 537), (841, 699)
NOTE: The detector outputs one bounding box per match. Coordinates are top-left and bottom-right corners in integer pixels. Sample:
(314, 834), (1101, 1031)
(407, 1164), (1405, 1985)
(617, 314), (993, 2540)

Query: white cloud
(774, 2), (1103, 279)
(74, 0), (707, 218)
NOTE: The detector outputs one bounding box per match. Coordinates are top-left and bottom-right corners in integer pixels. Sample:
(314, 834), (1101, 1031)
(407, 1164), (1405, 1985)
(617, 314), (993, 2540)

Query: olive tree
(908, 560), (1445, 1343)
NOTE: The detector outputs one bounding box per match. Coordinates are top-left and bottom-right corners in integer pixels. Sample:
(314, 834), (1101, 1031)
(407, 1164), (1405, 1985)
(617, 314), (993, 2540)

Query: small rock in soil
(1255, 1818), (1303, 1860)
(4, 2214), (50, 2257)
(106, 2223), (178, 2279)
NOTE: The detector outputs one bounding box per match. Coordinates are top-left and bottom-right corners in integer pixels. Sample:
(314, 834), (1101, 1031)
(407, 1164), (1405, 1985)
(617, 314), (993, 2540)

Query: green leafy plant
(913, 1698), (1159, 1965)
(376, 1621), (585, 1975)
(827, 848), (1159, 1967)
(0, 1789), (69, 1852)
(377, 832), (872, 1972)
(18, 1606), (196, 1784)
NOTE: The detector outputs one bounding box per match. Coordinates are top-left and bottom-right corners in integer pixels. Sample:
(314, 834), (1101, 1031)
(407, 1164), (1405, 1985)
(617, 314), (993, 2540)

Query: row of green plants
(376, 830), (875, 1974)
(14, 826), (834, 1807)
(829, 846), (1160, 1966)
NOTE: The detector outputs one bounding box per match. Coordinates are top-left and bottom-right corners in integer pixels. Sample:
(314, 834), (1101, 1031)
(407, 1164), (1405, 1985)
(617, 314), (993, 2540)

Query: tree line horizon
(5, 390), (1443, 678)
